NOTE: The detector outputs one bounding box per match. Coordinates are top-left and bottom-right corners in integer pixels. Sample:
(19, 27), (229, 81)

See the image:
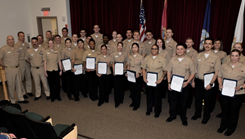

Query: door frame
(36, 16), (58, 36)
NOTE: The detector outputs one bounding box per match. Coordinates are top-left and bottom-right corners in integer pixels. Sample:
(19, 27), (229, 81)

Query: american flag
(139, 1), (146, 42)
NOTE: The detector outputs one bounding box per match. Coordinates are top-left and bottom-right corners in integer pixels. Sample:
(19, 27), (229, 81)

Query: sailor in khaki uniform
(164, 28), (177, 60)
(191, 38), (221, 124)
(217, 49), (245, 136)
(82, 39), (101, 101)
(124, 31), (146, 57)
(166, 43), (196, 126)
(213, 39), (227, 63)
(43, 39), (63, 102)
(144, 31), (156, 56)
(71, 34), (78, 49)
(61, 27), (71, 45)
(142, 44), (167, 117)
(96, 45), (113, 106)
(26, 37), (50, 101)
(108, 31), (117, 46)
(91, 25), (103, 50)
(97, 34), (110, 54)
(62, 38), (74, 100)
(110, 33), (123, 55)
(122, 29), (133, 48)
(43, 30), (53, 50)
(15, 31), (33, 97)
(0, 36), (28, 104)
(79, 29), (87, 42)
(127, 43), (144, 110)
(222, 43), (245, 64)
(54, 35), (65, 54)
(84, 36), (92, 50)
(71, 39), (86, 101)
(37, 35), (45, 48)
(111, 42), (128, 108)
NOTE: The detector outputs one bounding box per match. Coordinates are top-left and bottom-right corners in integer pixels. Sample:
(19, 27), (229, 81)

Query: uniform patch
(198, 59), (201, 61)
(19, 48), (22, 50)
(115, 55), (118, 57)
(31, 54), (34, 56)
(47, 52), (50, 54)
(7, 51), (11, 53)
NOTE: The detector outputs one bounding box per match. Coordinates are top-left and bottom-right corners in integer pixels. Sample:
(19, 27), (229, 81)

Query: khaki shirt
(38, 43), (46, 49)
(124, 40), (146, 56)
(14, 41), (28, 61)
(222, 54), (245, 64)
(109, 42), (122, 55)
(127, 53), (144, 74)
(0, 45), (20, 67)
(165, 38), (177, 60)
(167, 55), (196, 80)
(72, 48), (85, 64)
(186, 47), (198, 61)
(71, 42), (78, 49)
(108, 39), (117, 46)
(62, 47), (73, 60)
(54, 43), (65, 55)
(122, 38), (133, 48)
(82, 49), (101, 62)
(214, 50), (227, 62)
(26, 47), (45, 67)
(111, 52), (127, 63)
(43, 49), (61, 71)
(142, 55), (167, 79)
(61, 36), (71, 45)
(144, 39), (156, 56)
(159, 49), (170, 63)
(84, 44), (90, 50)
(91, 33), (103, 50)
(96, 54), (112, 75)
(42, 39), (50, 50)
(194, 51), (221, 80)
(218, 62), (245, 95)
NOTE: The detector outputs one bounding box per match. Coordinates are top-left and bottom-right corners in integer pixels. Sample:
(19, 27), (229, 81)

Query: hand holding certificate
(147, 72), (158, 87)
(62, 59), (71, 71)
(170, 74), (185, 92)
(98, 62), (107, 75)
(86, 57), (96, 70)
(221, 78), (237, 97)
(127, 70), (136, 83)
(74, 64), (83, 75)
(115, 63), (124, 75)
(204, 72), (215, 88)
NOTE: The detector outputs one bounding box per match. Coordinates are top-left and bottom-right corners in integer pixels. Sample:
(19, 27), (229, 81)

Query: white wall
(42, 19), (52, 36)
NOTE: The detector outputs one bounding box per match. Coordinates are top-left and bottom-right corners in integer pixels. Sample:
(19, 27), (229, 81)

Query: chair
(25, 114), (77, 139)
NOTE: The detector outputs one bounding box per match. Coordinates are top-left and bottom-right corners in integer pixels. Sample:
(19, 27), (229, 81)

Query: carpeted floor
(1, 86), (245, 139)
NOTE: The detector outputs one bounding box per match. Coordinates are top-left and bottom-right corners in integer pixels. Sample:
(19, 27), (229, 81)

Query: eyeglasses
(151, 48), (158, 50)
(80, 32), (86, 33)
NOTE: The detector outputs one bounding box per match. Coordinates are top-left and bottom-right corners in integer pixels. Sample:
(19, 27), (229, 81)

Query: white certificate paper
(127, 70), (136, 83)
(74, 64), (83, 75)
(204, 72), (215, 88)
(62, 59), (71, 71)
(170, 75), (184, 92)
(147, 72), (158, 87)
(86, 57), (96, 69)
(98, 62), (107, 75)
(221, 79), (237, 97)
(115, 63), (124, 75)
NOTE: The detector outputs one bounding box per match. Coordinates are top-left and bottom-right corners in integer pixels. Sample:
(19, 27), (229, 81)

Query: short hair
(17, 31), (24, 37)
(103, 34), (109, 38)
(145, 30), (153, 34)
(72, 34), (78, 37)
(176, 43), (187, 49)
(54, 35), (61, 38)
(152, 44), (159, 49)
(77, 39), (84, 44)
(117, 42), (123, 47)
(166, 28), (173, 32)
(214, 39), (223, 50)
(48, 39), (54, 43)
(89, 39), (95, 44)
(101, 44), (107, 49)
(62, 27), (68, 32)
(46, 30), (52, 34)
(231, 49), (241, 56)
(65, 38), (72, 43)
(204, 38), (214, 45)
(232, 42), (243, 50)
(37, 35), (43, 39)
(156, 38), (166, 49)
(133, 30), (140, 34)
(112, 30), (117, 34)
(31, 37), (38, 41)
(80, 29), (86, 32)
(87, 35), (92, 38)
(126, 29), (133, 33)
(132, 43), (139, 48)
(186, 37), (194, 42)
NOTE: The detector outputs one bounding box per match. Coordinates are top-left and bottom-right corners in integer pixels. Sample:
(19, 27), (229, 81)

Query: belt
(32, 66), (43, 69)
(5, 66), (19, 68)
(196, 78), (204, 82)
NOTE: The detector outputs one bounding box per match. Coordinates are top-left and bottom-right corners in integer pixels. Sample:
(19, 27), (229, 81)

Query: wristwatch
(240, 86), (243, 90)
(209, 83), (212, 86)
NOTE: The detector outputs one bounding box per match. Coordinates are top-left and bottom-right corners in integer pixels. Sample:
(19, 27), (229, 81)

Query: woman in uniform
(217, 49), (245, 136)
(43, 39), (63, 102)
(166, 43), (196, 126)
(142, 44), (167, 117)
(126, 43), (144, 110)
(222, 42), (245, 64)
(112, 42), (127, 108)
(96, 45), (112, 106)
(71, 39), (86, 101)
(83, 39), (101, 101)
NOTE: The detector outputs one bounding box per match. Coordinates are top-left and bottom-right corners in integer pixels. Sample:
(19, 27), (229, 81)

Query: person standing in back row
(164, 28), (177, 60)
(91, 25), (103, 50)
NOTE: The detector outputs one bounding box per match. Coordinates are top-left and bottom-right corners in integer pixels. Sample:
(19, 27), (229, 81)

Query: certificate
(62, 58), (71, 71)
(74, 64), (83, 75)
(170, 74), (185, 92)
(98, 62), (107, 75)
(127, 70), (136, 83)
(147, 72), (158, 87)
(221, 78), (237, 97)
(204, 72), (215, 88)
(115, 62), (124, 75)
(86, 57), (96, 69)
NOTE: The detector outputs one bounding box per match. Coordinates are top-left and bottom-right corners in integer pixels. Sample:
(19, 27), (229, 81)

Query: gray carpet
(1, 86), (245, 139)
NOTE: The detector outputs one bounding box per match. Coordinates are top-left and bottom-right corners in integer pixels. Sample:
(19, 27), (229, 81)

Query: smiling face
(126, 30), (133, 39)
(156, 39), (163, 48)
(146, 32), (153, 40)
(78, 40), (84, 49)
(117, 43), (123, 52)
(93, 25), (100, 33)
(65, 40), (72, 48)
(18, 33), (25, 42)
(48, 40), (54, 49)
(55, 36), (61, 44)
(230, 51), (240, 63)
(31, 39), (38, 48)
(72, 34), (78, 42)
(101, 46), (107, 55)
(151, 45), (159, 56)
(204, 40), (213, 51)
(176, 45), (186, 57)
(89, 41), (95, 50)
(133, 32), (140, 41)
(132, 44), (139, 53)
(62, 28), (68, 37)
(116, 34), (123, 42)
(214, 40), (221, 50)
(7, 36), (15, 46)
(103, 36), (109, 44)
(233, 43), (243, 52)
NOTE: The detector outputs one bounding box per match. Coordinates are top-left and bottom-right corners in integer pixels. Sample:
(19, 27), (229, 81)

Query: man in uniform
(26, 37), (50, 101)
(71, 34), (78, 49)
(37, 35), (45, 48)
(91, 25), (103, 49)
(0, 36), (29, 104)
(54, 35), (65, 54)
(43, 30), (53, 49)
(61, 27), (71, 45)
(108, 31), (117, 46)
(165, 28), (177, 60)
(144, 31), (156, 56)
(15, 31), (33, 98)
(80, 29), (87, 42)
(122, 29), (133, 49)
